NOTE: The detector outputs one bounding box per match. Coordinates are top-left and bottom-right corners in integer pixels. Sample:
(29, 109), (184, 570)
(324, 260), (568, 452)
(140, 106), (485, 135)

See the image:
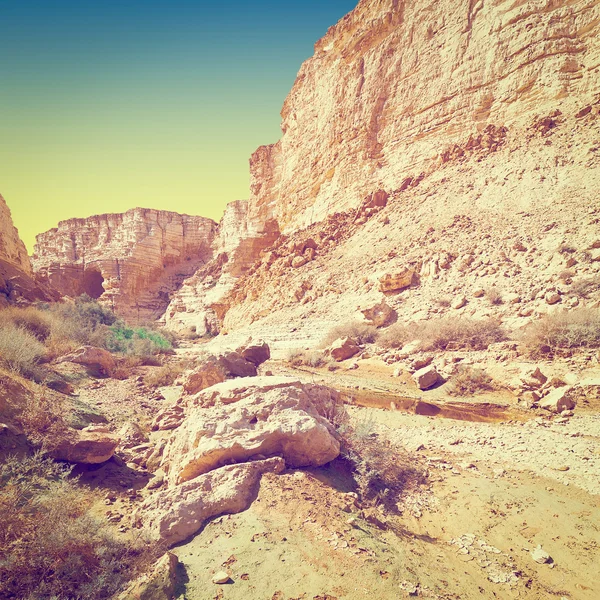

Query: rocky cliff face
(33, 209), (217, 320)
(249, 0), (600, 232)
(0, 194), (32, 275)
(0, 195), (60, 306)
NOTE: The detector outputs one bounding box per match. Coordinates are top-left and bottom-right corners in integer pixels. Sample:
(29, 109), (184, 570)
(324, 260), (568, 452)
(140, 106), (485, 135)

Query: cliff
(248, 0), (600, 232)
(33, 209), (217, 320)
(0, 194), (60, 306)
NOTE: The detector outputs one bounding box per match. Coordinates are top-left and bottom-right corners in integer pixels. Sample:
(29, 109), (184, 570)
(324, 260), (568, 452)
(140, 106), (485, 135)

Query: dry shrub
(340, 418), (426, 512)
(0, 306), (53, 341)
(286, 349), (325, 368)
(0, 453), (158, 599)
(558, 269), (575, 282)
(436, 296), (452, 308)
(522, 308), (600, 356)
(377, 318), (506, 351)
(144, 362), (186, 388)
(0, 323), (46, 378)
(447, 366), (497, 397)
(18, 394), (69, 451)
(485, 286), (503, 305)
(322, 321), (378, 347)
(570, 275), (600, 299)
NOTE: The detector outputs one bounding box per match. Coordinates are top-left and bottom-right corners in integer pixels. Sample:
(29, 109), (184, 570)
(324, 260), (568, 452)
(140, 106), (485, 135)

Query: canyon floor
(75, 343), (600, 600)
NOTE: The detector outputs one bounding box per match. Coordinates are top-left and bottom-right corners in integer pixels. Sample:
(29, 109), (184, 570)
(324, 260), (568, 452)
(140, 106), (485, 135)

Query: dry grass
(0, 453), (159, 600)
(570, 275), (600, 299)
(447, 366), (498, 397)
(321, 321), (378, 347)
(18, 394), (69, 451)
(339, 417), (426, 512)
(144, 362), (186, 388)
(485, 286), (503, 305)
(377, 317), (506, 351)
(0, 323), (46, 378)
(286, 349), (325, 368)
(522, 309), (600, 356)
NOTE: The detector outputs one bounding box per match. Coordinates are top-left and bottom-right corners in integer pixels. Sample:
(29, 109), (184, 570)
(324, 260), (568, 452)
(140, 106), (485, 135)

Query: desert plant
(105, 323), (172, 358)
(144, 362), (186, 388)
(322, 321), (378, 347)
(0, 453), (157, 600)
(522, 308), (600, 356)
(485, 286), (503, 305)
(286, 348), (325, 368)
(377, 317), (505, 351)
(570, 275), (600, 299)
(446, 366), (497, 396)
(339, 418), (426, 512)
(0, 306), (53, 341)
(0, 323), (46, 377)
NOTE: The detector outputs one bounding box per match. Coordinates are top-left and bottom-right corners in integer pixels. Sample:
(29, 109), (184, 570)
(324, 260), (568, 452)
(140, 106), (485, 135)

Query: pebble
(531, 545), (552, 564)
(212, 571), (231, 584)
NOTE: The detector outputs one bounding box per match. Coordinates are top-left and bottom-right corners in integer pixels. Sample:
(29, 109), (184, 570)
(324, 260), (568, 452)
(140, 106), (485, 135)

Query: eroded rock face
(248, 0), (600, 233)
(161, 377), (342, 485)
(0, 195), (60, 307)
(141, 457), (285, 547)
(33, 209), (217, 321)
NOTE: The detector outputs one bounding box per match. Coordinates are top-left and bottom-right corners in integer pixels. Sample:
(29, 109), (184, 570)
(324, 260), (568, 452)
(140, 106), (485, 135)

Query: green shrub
(105, 323), (172, 357)
(0, 453), (157, 599)
(522, 309), (600, 356)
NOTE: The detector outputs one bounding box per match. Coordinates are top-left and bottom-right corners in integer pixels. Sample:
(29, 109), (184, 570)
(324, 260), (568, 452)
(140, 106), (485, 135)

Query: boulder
(379, 269), (417, 293)
(545, 292), (561, 305)
(360, 300), (397, 327)
(451, 295), (467, 309)
(539, 386), (577, 413)
(218, 351), (258, 378)
(412, 366), (441, 390)
(50, 425), (119, 464)
(183, 358), (227, 395)
(118, 552), (179, 600)
(237, 339), (271, 366)
(329, 337), (361, 362)
(520, 367), (547, 390)
(161, 377), (342, 484)
(60, 346), (116, 376)
(141, 458), (285, 547)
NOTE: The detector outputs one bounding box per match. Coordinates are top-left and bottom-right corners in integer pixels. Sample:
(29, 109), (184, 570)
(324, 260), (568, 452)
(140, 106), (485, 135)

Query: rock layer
(33, 209), (217, 321)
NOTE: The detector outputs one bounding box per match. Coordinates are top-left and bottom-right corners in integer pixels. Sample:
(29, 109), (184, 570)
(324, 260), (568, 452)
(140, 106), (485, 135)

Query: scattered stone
(412, 366), (440, 390)
(329, 337), (360, 362)
(545, 292), (561, 305)
(360, 300), (397, 327)
(212, 572), (231, 585)
(539, 386), (577, 413)
(451, 295), (467, 309)
(531, 545), (552, 564)
(379, 269), (417, 293)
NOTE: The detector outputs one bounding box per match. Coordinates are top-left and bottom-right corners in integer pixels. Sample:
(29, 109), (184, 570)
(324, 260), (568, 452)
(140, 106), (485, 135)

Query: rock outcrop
(0, 194), (59, 307)
(161, 377), (342, 485)
(33, 209), (217, 321)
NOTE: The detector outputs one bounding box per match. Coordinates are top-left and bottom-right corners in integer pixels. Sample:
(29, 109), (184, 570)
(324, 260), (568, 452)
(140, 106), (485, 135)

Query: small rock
(212, 571), (231, 585)
(531, 545), (552, 564)
(412, 366), (440, 390)
(451, 295), (467, 309)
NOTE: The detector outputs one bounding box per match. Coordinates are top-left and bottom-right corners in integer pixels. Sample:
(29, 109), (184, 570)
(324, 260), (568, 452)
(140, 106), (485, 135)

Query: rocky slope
(33, 209), (217, 321)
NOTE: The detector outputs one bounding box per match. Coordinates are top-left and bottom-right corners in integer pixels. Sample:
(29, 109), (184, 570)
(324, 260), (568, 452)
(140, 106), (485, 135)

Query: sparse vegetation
(377, 317), (506, 351)
(286, 348), (325, 368)
(144, 362), (186, 387)
(105, 323), (172, 358)
(570, 275), (600, 298)
(522, 308), (600, 356)
(322, 321), (378, 347)
(447, 366), (497, 396)
(0, 323), (46, 379)
(0, 453), (157, 600)
(485, 286), (503, 305)
(339, 417), (426, 512)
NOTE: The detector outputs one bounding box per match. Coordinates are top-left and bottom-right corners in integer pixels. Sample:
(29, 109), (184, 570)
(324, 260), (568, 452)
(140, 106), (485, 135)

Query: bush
(322, 321), (378, 347)
(0, 453), (157, 599)
(570, 275), (600, 299)
(104, 323), (172, 358)
(339, 418), (425, 512)
(522, 309), (600, 356)
(447, 366), (497, 396)
(286, 349), (325, 368)
(377, 317), (506, 351)
(18, 394), (69, 451)
(485, 287), (503, 305)
(0, 323), (46, 377)
(0, 306), (53, 341)
(144, 363), (186, 388)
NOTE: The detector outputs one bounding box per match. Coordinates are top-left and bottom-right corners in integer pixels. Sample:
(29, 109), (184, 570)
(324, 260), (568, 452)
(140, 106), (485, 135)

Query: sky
(0, 0), (357, 251)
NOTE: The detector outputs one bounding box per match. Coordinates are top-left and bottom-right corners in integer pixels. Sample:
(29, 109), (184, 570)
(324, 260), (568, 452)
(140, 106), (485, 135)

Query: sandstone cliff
(33, 209), (217, 320)
(249, 0), (600, 232)
(0, 194), (59, 307)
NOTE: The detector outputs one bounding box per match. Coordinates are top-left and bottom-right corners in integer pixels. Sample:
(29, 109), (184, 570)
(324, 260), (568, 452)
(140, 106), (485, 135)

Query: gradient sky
(0, 0), (357, 250)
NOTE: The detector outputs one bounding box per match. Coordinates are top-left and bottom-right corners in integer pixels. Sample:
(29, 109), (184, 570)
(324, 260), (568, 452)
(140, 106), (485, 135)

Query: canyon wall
(0, 194), (32, 275)
(33, 209), (217, 321)
(248, 0), (600, 232)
